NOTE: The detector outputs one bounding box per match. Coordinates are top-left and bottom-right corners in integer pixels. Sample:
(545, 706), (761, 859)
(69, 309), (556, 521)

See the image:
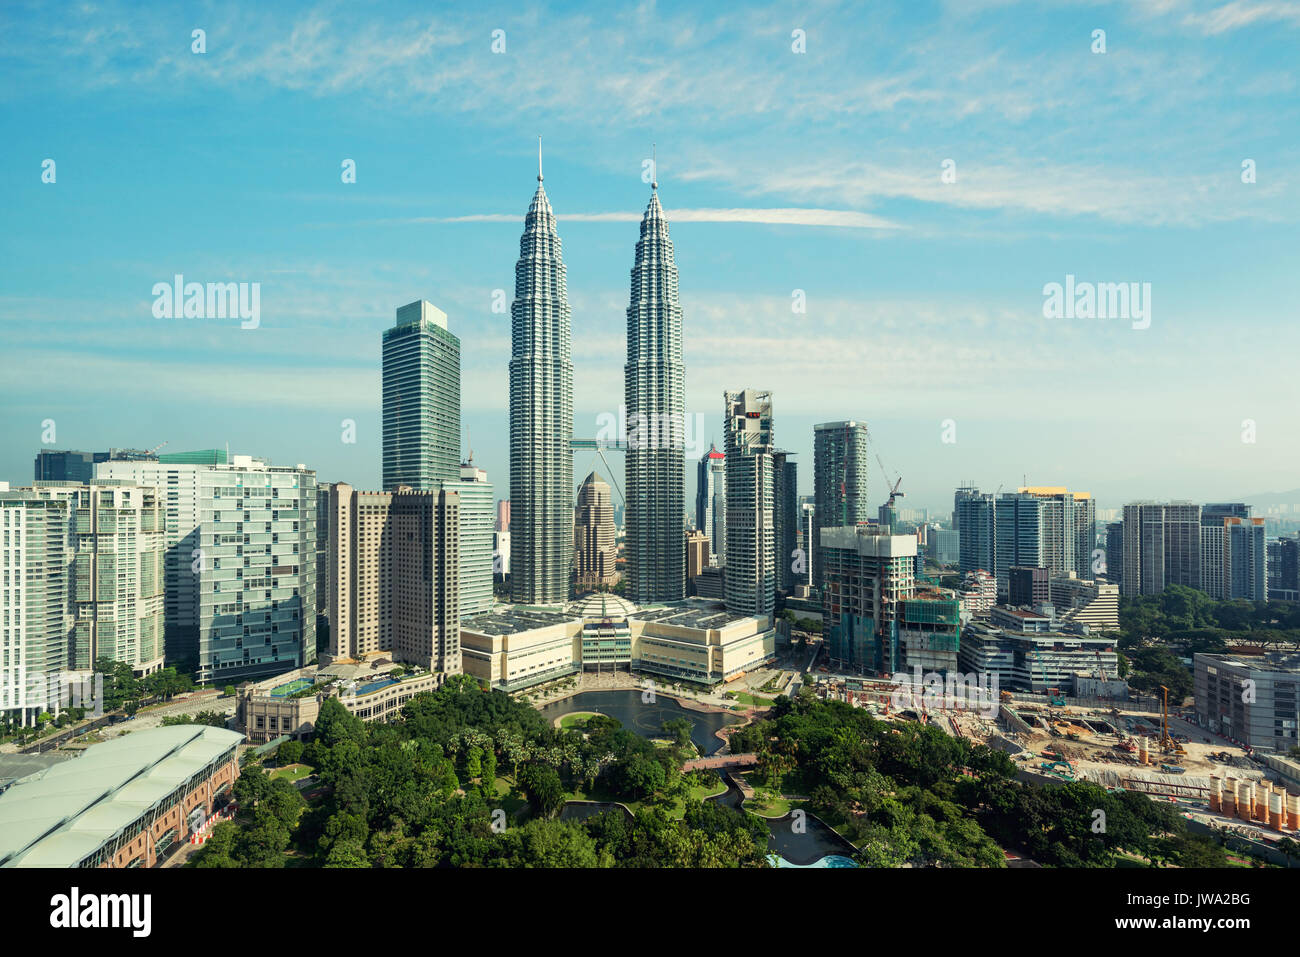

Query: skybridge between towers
(570, 438), (628, 507)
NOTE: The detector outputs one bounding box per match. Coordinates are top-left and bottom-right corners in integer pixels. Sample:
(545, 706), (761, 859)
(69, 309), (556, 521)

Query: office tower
(994, 492), (1043, 596)
(1122, 502), (1202, 597)
(955, 487), (996, 576)
(1, 490), (71, 725)
(695, 444), (723, 545)
(724, 390), (775, 617)
(97, 455), (317, 682)
(624, 178), (686, 603)
(685, 529), (710, 586)
(1009, 566), (1050, 607)
(509, 157), (574, 605)
(496, 500), (510, 533)
(711, 450), (726, 566)
(30, 482), (166, 675)
(813, 421), (869, 591)
(574, 472), (618, 592)
(33, 451), (97, 484)
(328, 483), (460, 677)
(821, 525), (917, 674)
(773, 450), (798, 592)
(1105, 521), (1124, 586)
(457, 464), (496, 617)
(928, 527), (959, 565)
(382, 300), (460, 491)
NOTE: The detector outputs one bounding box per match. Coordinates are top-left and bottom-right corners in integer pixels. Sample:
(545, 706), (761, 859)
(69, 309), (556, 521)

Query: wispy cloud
(375, 208), (902, 229)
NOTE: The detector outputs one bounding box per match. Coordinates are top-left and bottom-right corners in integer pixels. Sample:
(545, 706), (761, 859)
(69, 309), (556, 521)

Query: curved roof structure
(568, 592), (639, 620)
(0, 724), (243, 868)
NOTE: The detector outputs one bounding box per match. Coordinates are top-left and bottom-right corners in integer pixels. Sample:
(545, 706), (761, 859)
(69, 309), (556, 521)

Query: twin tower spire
(509, 141), (684, 606)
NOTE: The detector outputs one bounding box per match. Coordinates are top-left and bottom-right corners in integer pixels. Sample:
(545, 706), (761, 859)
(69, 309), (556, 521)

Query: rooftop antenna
(652, 142), (657, 190)
(537, 134), (543, 182)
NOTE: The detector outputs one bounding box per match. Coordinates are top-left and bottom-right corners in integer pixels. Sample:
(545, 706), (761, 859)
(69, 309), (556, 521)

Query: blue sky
(2, 0), (1298, 516)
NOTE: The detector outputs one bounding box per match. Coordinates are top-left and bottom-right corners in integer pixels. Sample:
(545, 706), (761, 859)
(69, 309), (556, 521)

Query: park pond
(544, 690), (857, 867)
(537, 689), (738, 756)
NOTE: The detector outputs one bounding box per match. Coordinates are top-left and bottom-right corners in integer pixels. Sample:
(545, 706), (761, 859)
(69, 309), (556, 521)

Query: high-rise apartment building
(813, 421), (869, 592)
(1, 489), (71, 725)
(328, 483), (460, 678)
(821, 525), (917, 674)
(97, 455), (317, 682)
(1200, 505), (1265, 602)
(724, 390), (775, 618)
(382, 300), (461, 491)
(1269, 536), (1300, 602)
(509, 160), (574, 605)
(30, 482), (166, 675)
(773, 450), (798, 593)
(496, 500), (510, 533)
(1121, 502), (1201, 597)
(574, 472), (618, 592)
(624, 180), (686, 603)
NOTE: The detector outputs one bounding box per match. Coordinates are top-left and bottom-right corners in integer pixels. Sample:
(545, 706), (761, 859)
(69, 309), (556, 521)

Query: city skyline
(4, 1), (1299, 514)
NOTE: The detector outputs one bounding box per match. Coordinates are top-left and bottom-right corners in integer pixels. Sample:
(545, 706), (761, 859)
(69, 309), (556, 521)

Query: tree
(277, 740), (304, 765)
(518, 763), (565, 817)
(314, 698), (366, 748)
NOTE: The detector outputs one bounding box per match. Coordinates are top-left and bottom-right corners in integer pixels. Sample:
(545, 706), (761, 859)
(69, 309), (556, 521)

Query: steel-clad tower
(509, 145), (574, 604)
(624, 173), (686, 602)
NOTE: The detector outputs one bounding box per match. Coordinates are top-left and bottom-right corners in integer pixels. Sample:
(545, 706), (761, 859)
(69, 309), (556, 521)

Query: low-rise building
(1195, 651), (1300, 752)
(237, 663), (442, 744)
(1048, 573), (1120, 632)
(460, 597), (775, 691)
(0, 725), (241, 868)
(460, 608), (583, 692)
(959, 620), (1119, 694)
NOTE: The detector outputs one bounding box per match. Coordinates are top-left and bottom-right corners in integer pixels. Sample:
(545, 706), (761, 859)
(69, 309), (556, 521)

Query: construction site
(816, 673), (1300, 855)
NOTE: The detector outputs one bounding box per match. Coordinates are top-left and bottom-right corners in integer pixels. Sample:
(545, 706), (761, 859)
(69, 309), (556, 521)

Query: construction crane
(146, 441), (168, 455)
(878, 454), (904, 509)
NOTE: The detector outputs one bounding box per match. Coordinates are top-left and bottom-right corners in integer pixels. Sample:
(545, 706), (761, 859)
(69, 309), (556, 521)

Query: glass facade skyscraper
(813, 421), (869, 592)
(382, 300), (461, 491)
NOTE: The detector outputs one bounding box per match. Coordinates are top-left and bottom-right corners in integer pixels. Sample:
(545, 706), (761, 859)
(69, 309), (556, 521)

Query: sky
(2, 0), (1298, 518)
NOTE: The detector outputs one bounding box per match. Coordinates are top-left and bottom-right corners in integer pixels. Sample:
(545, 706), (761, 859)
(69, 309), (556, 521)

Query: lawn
(268, 763), (314, 783)
(733, 693), (775, 708)
(558, 711), (604, 730)
(493, 776), (530, 822)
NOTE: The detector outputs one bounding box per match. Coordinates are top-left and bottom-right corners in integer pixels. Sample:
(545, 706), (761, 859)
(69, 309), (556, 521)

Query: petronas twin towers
(509, 149), (685, 605)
